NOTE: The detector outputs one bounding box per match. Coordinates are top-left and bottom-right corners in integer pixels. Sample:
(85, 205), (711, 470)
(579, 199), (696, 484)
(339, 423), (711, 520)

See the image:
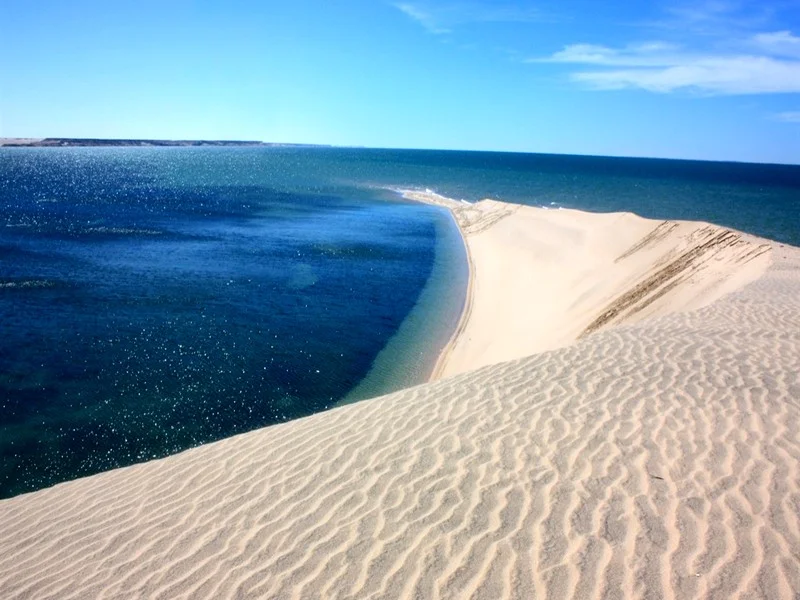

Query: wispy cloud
(537, 31), (800, 95)
(652, 0), (777, 35)
(393, 3), (451, 34)
(752, 30), (800, 57)
(544, 43), (684, 67)
(774, 111), (800, 122)
(391, 1), (545, 35)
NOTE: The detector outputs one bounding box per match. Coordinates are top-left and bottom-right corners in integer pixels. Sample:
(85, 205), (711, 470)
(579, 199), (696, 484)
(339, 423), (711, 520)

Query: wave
(86, 227), (163, 235)
(0, 280), (56, 290)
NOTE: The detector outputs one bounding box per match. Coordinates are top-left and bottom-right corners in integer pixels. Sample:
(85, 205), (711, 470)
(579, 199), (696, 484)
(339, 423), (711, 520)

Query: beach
(1, 195), (799, 599)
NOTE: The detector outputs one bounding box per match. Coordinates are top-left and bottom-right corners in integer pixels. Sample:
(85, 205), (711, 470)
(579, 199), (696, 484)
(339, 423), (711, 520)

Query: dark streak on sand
(582, 225), (771, 337)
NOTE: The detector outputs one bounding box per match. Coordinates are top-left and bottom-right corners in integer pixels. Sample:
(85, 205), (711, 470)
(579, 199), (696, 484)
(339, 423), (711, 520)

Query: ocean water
(1, 147), (799, 499)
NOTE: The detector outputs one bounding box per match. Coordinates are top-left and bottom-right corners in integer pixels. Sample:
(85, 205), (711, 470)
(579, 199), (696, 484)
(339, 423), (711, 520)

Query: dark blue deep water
(1, 147), (799, 498)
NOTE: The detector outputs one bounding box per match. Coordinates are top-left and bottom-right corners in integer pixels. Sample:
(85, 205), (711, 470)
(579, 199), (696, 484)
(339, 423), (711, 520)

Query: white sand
(1, 198), (798, 599)
(401, 191), (771, 379)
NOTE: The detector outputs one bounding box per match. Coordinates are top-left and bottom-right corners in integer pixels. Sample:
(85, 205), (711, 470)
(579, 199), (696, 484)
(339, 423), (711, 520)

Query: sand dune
(401, 190), (771, 379)
(1, 203), (798, 599)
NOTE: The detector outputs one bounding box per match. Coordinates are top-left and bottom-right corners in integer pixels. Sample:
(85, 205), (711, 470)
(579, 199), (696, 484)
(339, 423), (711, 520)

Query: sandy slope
(1, 206), (799, 599)
(401, 191), (771, 379)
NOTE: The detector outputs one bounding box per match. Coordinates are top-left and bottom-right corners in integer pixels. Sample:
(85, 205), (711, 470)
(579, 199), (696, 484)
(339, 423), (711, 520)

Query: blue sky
(1, 0), (799, 163)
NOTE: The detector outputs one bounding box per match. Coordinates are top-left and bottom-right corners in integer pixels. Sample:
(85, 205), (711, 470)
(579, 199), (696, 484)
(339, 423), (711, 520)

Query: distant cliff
(0, 138), (337, 148)
(0, 138), (271, 147)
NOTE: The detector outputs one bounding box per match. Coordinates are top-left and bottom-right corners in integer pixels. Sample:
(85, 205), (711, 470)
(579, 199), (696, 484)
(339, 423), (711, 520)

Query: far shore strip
(398, 189), (772, 379)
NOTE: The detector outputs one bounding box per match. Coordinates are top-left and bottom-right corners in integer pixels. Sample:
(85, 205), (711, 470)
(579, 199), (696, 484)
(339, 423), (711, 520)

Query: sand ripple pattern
(1, 250), (799, 599)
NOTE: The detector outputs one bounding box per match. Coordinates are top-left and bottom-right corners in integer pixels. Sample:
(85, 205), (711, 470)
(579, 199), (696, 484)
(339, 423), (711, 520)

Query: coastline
(422, 206), (473, 382)
(393, 189), (514, 381)
(338, 199), (468, 404)
(427, 214), (473, 381)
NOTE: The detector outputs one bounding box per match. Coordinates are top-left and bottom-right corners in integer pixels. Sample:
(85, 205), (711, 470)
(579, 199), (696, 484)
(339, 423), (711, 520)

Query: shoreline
(338, 198), (468, 404)
(393, 189), (518, 379)
(390, 189), (477, 382)
(428, 208), (474, 381)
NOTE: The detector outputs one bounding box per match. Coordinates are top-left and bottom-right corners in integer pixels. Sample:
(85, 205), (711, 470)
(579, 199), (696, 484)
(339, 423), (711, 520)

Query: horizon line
(1, 137), (798, 167)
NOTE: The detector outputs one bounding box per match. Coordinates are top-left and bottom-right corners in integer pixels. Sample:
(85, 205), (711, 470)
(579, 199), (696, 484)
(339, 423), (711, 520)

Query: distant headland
(0, 138), (329, 148)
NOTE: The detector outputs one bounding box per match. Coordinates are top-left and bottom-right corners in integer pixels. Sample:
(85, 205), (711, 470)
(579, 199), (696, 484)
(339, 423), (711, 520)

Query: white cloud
(752, 30), (800, 57)
(774, 111), (800, 122)
(543, 43), (684, 67)
(667, 0), (741, 22)
(655, 1), (775, 35)
(538, 31), (800, 95)
(393, 3), (451, 34)
(391, 1), (544, 35)
(572, 56), (800, 94)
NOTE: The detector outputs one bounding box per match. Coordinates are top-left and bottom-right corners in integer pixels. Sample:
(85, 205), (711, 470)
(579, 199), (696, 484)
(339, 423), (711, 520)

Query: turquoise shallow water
(1, 147), (798, 498)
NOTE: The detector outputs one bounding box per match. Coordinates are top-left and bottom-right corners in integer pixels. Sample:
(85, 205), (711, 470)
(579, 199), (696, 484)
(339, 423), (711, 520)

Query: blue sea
(1, 147), (799, 499)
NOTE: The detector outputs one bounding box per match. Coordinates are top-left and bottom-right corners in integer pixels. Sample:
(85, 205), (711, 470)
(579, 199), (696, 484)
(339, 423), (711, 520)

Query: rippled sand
(1, 202), (798, 599)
